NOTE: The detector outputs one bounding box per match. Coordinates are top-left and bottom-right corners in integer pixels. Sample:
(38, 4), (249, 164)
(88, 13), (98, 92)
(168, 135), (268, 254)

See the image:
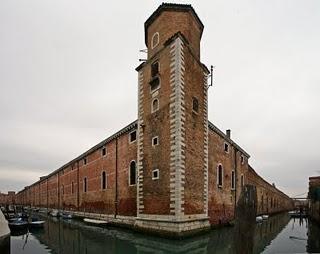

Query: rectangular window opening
(129, 131), (137, 143)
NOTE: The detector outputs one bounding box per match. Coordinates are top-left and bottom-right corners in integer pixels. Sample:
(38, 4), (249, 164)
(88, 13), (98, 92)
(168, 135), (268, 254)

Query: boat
(61, 213), (73, 219)
(49, 210), (59, 217)
(256, 216), (263, 223)
(28, 220), (45, 228)
(83, 218), (108, 227)
(8, 217), (23, 223)
(262, 215), (269, 220)
(8, 220), (28, 230)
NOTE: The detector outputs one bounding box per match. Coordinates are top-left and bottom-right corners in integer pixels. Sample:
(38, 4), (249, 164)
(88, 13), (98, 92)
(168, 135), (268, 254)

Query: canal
(2, 213), (320, 254)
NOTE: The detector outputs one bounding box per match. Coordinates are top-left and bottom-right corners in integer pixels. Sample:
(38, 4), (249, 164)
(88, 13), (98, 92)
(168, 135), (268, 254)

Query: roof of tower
(144, 3), (204, 46)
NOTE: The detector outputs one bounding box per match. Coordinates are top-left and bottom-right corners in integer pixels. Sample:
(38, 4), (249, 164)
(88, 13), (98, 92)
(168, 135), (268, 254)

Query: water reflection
(9, 213), (320, 254)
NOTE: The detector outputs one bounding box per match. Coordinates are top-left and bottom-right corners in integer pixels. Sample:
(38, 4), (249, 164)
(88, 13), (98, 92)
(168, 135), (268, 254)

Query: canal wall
(9, 3), (293, 237)
(309, 176), (320, 224)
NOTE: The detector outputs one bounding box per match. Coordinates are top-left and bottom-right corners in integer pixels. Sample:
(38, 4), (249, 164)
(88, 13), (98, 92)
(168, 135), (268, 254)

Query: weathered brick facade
(11, 3), (293, 236)
(308, 176), (320, 224)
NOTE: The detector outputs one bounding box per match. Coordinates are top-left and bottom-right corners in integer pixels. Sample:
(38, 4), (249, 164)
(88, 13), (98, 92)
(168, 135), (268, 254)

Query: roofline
(208, 121), (250, 158)
(248, 165), (291, 199)
(144, 3), (204, 46)
(26, 120), (138, 188)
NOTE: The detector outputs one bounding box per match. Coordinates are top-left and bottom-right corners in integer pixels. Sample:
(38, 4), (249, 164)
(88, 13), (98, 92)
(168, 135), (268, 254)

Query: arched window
(217, 164), (223, 187)
(129, 161), (136, 186)
(151, 32), (159, 49)
(83, 177), (87, 193)
(152, 98), (159, 113)
(101, 171), (107, 190)
(192, 97), (199, 113)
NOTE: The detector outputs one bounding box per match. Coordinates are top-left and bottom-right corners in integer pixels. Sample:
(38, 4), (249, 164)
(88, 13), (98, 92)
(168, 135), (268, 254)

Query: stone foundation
(134, 217), (210, 238)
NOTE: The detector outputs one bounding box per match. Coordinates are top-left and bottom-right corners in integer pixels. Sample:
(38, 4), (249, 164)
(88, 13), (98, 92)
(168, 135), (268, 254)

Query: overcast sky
(0, 0), (319, 197)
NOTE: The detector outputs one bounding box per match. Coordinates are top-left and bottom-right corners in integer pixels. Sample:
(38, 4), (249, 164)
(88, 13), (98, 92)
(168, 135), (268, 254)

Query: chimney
(226, 129), (231, 139)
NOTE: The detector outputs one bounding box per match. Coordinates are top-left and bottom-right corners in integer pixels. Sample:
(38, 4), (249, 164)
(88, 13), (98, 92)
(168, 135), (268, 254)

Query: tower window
(129, 161), (136, 186)
(129, 130), (137, 143)
(83, 158), (87, 165)
(231, 170), (235, 190)
(217, 165), (223, 187)
(151, 98), (159, 113)
(192, 97), (199, 113)
(152, 136), (159, 146)
(101, 171), (107, 190)
(224, 143), (229, 153)
(151, 61), (159, 77)
(152, 169), (159, 180)
(102, 146), (107, 157)
(71, 181), (74, 194)
(83, 177), (87, 193)
(151, 32), (159, 49)
(150, 77), (160, 93)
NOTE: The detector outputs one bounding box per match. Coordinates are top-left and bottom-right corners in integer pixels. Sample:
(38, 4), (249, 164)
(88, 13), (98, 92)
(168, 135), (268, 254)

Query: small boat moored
(256, 216), (263, 223)
(61, 213), (73, 220)
(8, 220), (28, 230)
(83, 218), (108, 227)
(28, 220), (45, 228)
(262, 215), (269, 220)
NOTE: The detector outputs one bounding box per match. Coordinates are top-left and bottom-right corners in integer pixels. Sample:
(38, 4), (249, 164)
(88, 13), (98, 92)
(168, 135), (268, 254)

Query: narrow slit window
(84, 177), (87, 193)
(241, 155), (244, 164)
(217, 165), (223, 187)
(224, 143), (229, 153)
(102, 171), (107, 190)
(83, 158), (87, 165)
(102, 146), (107, 157)
(71, 182), (74, 194)
(241, 175), (244, 188)
(129, 161), (136, 185)
(231, 170), (235, 190)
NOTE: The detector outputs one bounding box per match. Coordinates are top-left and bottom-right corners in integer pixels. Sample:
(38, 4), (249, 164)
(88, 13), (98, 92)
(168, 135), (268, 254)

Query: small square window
(83, 158), (87, 165)
(224, 143), (229, 153)
(152, 169), (159, 180)
(129, 131), (137, 143)
(102, 146), (107, 156)
(241, 155), (245, 164)
(152, 136), (159, 146)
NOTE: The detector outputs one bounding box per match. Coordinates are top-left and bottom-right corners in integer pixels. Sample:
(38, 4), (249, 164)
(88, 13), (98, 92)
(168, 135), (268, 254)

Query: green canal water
(3, 213), (320, 254)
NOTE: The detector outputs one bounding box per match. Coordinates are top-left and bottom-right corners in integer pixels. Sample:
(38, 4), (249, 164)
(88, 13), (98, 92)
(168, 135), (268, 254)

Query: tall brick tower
(135, 3), (210, 236)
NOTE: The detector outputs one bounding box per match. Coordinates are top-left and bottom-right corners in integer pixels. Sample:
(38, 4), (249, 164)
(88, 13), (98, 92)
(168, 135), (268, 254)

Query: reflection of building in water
(28, 214), (291, 254)
(307, 218), (320, 253)
(308, 176), (320, 224)
(12, 3), (293, 237)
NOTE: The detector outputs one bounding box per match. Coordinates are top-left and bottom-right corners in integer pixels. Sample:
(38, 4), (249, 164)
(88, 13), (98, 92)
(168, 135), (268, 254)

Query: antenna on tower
(208, 65), (215, 88)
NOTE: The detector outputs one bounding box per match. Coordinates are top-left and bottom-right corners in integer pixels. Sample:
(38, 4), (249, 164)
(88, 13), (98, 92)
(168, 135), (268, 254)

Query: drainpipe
(234, 147), (238, 218)
(77, 161), (80, 210)
(114, 138), (118, 218)
(58, 172), (60, 211)
(47, 179), (48, 210)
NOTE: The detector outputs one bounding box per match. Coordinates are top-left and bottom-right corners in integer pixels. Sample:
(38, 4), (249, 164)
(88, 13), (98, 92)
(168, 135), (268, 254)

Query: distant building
(308, 176), (320, 223)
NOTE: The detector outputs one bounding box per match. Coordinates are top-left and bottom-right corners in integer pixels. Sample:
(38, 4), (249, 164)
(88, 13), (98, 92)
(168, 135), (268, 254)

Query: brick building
(308, 176), (320, 224)
(14, 3), (293, 236)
